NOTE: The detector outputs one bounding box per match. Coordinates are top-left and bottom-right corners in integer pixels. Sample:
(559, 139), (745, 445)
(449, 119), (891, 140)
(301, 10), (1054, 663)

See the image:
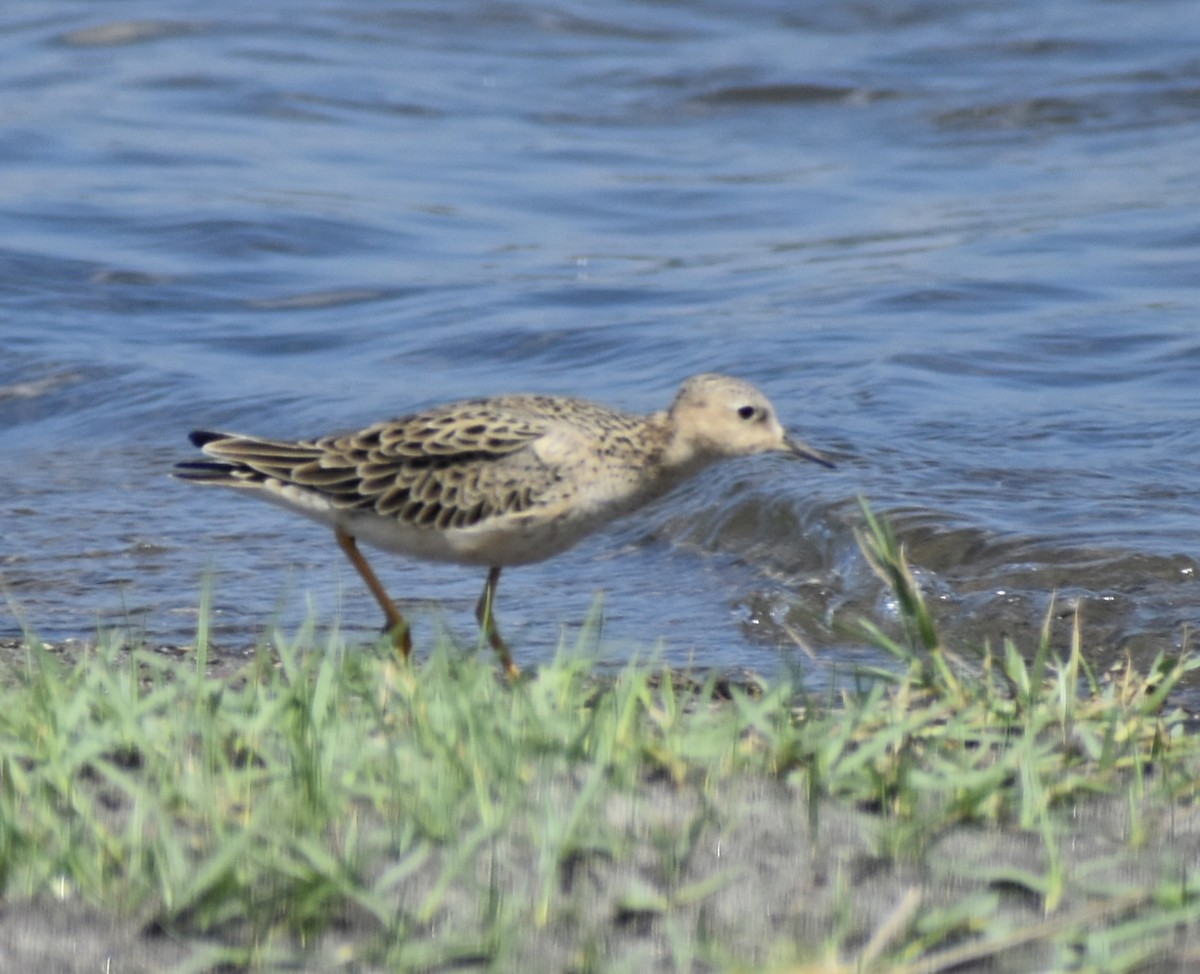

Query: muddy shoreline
(2, 638), (1198, 973)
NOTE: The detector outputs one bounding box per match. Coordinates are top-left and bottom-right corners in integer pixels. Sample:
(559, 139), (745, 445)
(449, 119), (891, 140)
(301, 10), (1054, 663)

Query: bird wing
(185, 401), (564, 531)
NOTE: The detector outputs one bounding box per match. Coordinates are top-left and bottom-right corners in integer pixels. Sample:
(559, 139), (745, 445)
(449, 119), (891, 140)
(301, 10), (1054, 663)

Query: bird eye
(737, 405), (756, 420)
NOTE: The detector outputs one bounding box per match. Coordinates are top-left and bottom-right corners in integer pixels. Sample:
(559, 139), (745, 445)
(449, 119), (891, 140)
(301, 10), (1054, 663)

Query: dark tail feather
(176, 430), (245, 483)
(189, 429), (231, 449)
(172, 459), (243, 483)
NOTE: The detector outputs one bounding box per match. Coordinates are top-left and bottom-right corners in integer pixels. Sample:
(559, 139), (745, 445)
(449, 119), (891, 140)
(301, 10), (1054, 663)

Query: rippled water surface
(3, 0), (1200, 687)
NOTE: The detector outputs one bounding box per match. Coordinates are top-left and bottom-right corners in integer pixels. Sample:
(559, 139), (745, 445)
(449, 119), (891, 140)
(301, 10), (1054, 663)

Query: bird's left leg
(475, 566), (519, 680)
(335, 527), (412, 660)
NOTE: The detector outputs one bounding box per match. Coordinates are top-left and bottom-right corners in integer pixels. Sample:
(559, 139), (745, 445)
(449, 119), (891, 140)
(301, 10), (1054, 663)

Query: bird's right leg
(475, 566), (519, 680)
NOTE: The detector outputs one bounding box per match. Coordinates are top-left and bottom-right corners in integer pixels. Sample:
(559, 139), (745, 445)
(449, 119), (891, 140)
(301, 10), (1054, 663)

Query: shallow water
(2, 0), (1200, 687)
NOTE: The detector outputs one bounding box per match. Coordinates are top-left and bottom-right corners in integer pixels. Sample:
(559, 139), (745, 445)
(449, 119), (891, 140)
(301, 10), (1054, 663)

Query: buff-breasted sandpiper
(173, 373), (833, 676)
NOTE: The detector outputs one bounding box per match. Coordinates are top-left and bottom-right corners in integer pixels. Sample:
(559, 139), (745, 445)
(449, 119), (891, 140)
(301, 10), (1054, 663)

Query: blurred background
(2, 0), (1199, 685)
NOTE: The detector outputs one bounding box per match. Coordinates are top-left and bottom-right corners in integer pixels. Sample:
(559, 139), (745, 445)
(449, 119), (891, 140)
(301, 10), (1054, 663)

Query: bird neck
(654, 412), (720, 479)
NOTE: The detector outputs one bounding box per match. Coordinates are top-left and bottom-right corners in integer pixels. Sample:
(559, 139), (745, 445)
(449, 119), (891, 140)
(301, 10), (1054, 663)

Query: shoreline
(1, 631), (1197, 973)
(3, 514), (1199, 972)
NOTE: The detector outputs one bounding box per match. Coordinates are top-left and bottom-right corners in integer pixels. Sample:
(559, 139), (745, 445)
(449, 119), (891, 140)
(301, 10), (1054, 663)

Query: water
(3, 0), (1200, 687)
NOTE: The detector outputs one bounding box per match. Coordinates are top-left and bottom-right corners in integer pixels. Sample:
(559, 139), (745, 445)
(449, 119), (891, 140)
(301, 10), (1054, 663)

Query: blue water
(3, 0), (1200, 682)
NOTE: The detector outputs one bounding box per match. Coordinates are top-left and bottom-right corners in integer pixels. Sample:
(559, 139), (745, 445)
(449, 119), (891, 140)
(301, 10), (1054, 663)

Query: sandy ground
(3, 777), (1200, 972)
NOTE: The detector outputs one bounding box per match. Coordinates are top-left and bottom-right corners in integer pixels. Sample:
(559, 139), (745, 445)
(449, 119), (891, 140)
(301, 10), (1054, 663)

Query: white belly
(253, 471), (666, 568)
(341, 507), (581, 568)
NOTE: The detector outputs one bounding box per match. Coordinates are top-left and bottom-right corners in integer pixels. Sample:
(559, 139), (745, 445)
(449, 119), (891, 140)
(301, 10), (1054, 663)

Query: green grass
(2, 502), (1200, 972)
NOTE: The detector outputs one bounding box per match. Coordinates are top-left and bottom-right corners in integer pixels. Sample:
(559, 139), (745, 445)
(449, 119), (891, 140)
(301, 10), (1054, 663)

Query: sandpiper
(174, 373), (833, 676)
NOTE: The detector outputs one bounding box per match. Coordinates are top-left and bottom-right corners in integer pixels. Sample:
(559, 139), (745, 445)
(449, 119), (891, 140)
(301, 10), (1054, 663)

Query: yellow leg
(335, 527), (411, 660)
(475, 566), (519, 680)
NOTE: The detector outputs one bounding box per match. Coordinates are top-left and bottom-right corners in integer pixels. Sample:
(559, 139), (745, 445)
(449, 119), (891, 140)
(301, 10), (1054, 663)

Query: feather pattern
(177, 394), (673, 538)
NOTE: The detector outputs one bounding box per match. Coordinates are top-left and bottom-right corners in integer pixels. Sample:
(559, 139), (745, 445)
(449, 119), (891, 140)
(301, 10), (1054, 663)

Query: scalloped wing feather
(188, 402), (564, 531)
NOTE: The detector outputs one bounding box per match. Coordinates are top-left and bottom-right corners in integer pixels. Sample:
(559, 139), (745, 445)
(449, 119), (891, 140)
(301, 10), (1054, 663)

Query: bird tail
(173, 430), (323, 487)
(172, 458), (246, 484)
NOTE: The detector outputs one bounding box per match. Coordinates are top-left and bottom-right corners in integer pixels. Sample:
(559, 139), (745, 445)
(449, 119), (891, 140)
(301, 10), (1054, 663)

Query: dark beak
(784, 434), (836, 469)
